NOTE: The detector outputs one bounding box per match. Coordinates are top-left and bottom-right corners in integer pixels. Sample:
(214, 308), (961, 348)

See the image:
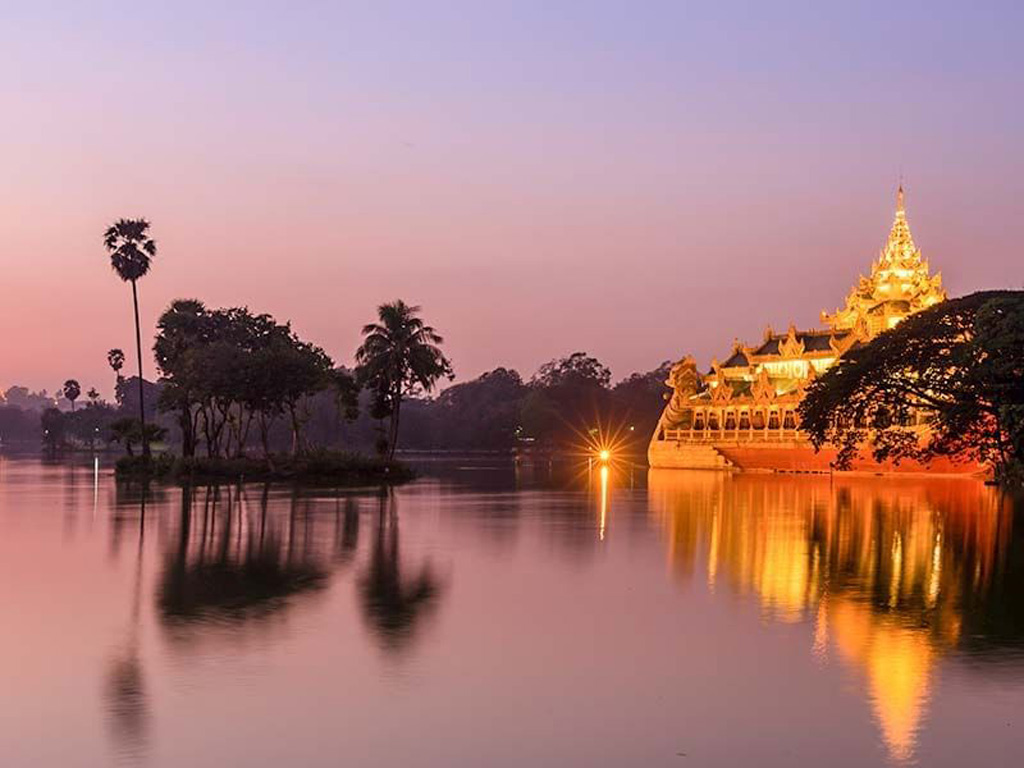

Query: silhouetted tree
(108, 348), (126, 403)
(154, 300), (212, 457)
(609, 360), (673, 448)
(64, 401), (119, 447)
(104, 219), (157, 457)
(62, 379), (81, 411)
(3, 386), (55, 412)
(41, 407), (66, 450)
(534, 352), (612, 390)
(270, 333), (335, 454)
(434, 368), (526, 449)
(110, 418), (167, 457)
(87, 387), (101, 406)
(356, 301), (453, 459)
(155, 300), (341, 460)
(521, 352), (612, 446)
(0, 403), (42, 442)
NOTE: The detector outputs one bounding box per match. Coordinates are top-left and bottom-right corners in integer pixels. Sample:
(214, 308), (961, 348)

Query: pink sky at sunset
(1, 2), (1022, 398)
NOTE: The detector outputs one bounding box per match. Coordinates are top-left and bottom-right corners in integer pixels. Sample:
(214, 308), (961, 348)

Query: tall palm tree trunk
(388, 387), (402, 461)
(131, 279), (150, 458)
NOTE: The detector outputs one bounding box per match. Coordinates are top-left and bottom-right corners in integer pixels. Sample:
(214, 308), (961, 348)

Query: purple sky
(2, 1), (1022, 397)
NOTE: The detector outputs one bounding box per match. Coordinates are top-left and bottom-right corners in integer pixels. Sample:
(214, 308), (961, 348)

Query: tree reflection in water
(358, 487), (441, 654)
(333, 494), (361, 567)
(153, 483), (442, 656)
(647, 470), (1022, 763)
(104, 482), (151, 760)
(104, 654), (148, 758)
(158, 484), (328, 629)
(99, 477), (443, 758)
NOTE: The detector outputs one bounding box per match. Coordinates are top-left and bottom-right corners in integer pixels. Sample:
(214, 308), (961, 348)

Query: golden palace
(648, 188), (969, 474)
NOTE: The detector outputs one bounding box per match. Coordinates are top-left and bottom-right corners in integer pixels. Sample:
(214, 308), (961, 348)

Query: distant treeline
(2, 353), (670, 455)
(4, 216), (672, 462)
(379, 356), (671, 452)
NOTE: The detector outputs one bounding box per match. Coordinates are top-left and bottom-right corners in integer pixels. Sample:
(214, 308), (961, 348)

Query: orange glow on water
(598, 465), (609, 541)
(647, 470), (1009, 763)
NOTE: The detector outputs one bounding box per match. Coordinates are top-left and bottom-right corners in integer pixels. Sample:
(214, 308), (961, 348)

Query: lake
(1, 456), (1022, 767)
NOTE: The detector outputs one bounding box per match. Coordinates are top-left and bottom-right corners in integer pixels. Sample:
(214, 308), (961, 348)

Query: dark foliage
(798, 291), (1024, 484)
(0, 404), (42, 443)
(355, 301), (453, 458)
(104, 217), (157, 456)
(61, 379), (81, 411)
(154, 300), (342, 461)
(3, 386), (57, 412)
(431, 368), (526, 449)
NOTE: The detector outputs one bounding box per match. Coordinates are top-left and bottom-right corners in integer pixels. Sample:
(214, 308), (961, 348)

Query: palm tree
(355, 300), (452, 459)
(108, 348), (126, 402)
(63, 379), (81, 411)
(104, 221), (156, 457)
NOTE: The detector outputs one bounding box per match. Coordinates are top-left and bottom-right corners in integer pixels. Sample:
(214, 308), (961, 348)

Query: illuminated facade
(648, 188), (957, 473)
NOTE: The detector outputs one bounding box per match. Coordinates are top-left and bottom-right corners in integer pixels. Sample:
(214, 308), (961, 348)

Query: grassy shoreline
(115, 450), (415, 485)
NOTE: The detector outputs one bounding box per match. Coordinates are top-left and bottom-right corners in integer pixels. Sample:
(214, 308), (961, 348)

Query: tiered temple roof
(659, 187), (946, 423)
(822, 186), (945, 336)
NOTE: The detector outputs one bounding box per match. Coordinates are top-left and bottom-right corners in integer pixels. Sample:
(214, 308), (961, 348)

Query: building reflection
(648, 470), (1017, 762)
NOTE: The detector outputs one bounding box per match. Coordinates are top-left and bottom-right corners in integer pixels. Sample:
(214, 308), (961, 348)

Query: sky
(1, 1), (1022, 398)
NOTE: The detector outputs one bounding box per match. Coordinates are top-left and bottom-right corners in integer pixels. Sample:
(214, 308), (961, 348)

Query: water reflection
(648, 470), (1020, 762)
(5, 458), (1023, 767)
(104, 480), (151, 759)
(98, 478), (449, 760)
(358, 488), (441, 654)
(109, 480), (165, 558)
(104, 653), (149, 759)
(157, 485), (330, 636)
(104, 518), (150, 759)
(334, 495), (361, 566)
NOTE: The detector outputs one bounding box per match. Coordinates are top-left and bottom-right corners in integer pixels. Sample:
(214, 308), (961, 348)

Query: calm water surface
(1, 456), (1022, 767)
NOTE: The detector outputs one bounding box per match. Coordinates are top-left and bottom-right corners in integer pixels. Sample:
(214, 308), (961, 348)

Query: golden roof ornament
(780, 323), (805, 358)
(881, 184), (918, 265)
(822, 185), (946, 337)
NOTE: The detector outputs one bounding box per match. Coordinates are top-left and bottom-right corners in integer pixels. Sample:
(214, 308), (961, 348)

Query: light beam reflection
(599, 465), (609, 541)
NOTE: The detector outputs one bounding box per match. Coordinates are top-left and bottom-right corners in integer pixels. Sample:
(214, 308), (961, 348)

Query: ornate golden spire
(821, 185), (945, 336)
(882, 184), (916, 264)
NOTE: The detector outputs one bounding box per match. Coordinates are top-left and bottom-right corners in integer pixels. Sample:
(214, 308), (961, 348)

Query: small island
(115, 451), (415, 485)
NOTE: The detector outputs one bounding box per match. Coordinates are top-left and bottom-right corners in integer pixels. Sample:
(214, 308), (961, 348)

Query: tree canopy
(798, 291), (1024, 483)
(105, 217), (157, 456)
(432, 367), (526, 449)
(61, 379), (81, 411)
(154, 300), (342, 460)
(356, 301), (453, 458)
(104, 219), (155, 283)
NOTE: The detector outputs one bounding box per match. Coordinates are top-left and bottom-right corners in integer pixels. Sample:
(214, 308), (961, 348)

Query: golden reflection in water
(599, 465), (609, 541)
(648, 470), (1012, 763)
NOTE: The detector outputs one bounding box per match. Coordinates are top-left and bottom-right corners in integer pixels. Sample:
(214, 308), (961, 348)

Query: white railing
(662, 428), (804, 443)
